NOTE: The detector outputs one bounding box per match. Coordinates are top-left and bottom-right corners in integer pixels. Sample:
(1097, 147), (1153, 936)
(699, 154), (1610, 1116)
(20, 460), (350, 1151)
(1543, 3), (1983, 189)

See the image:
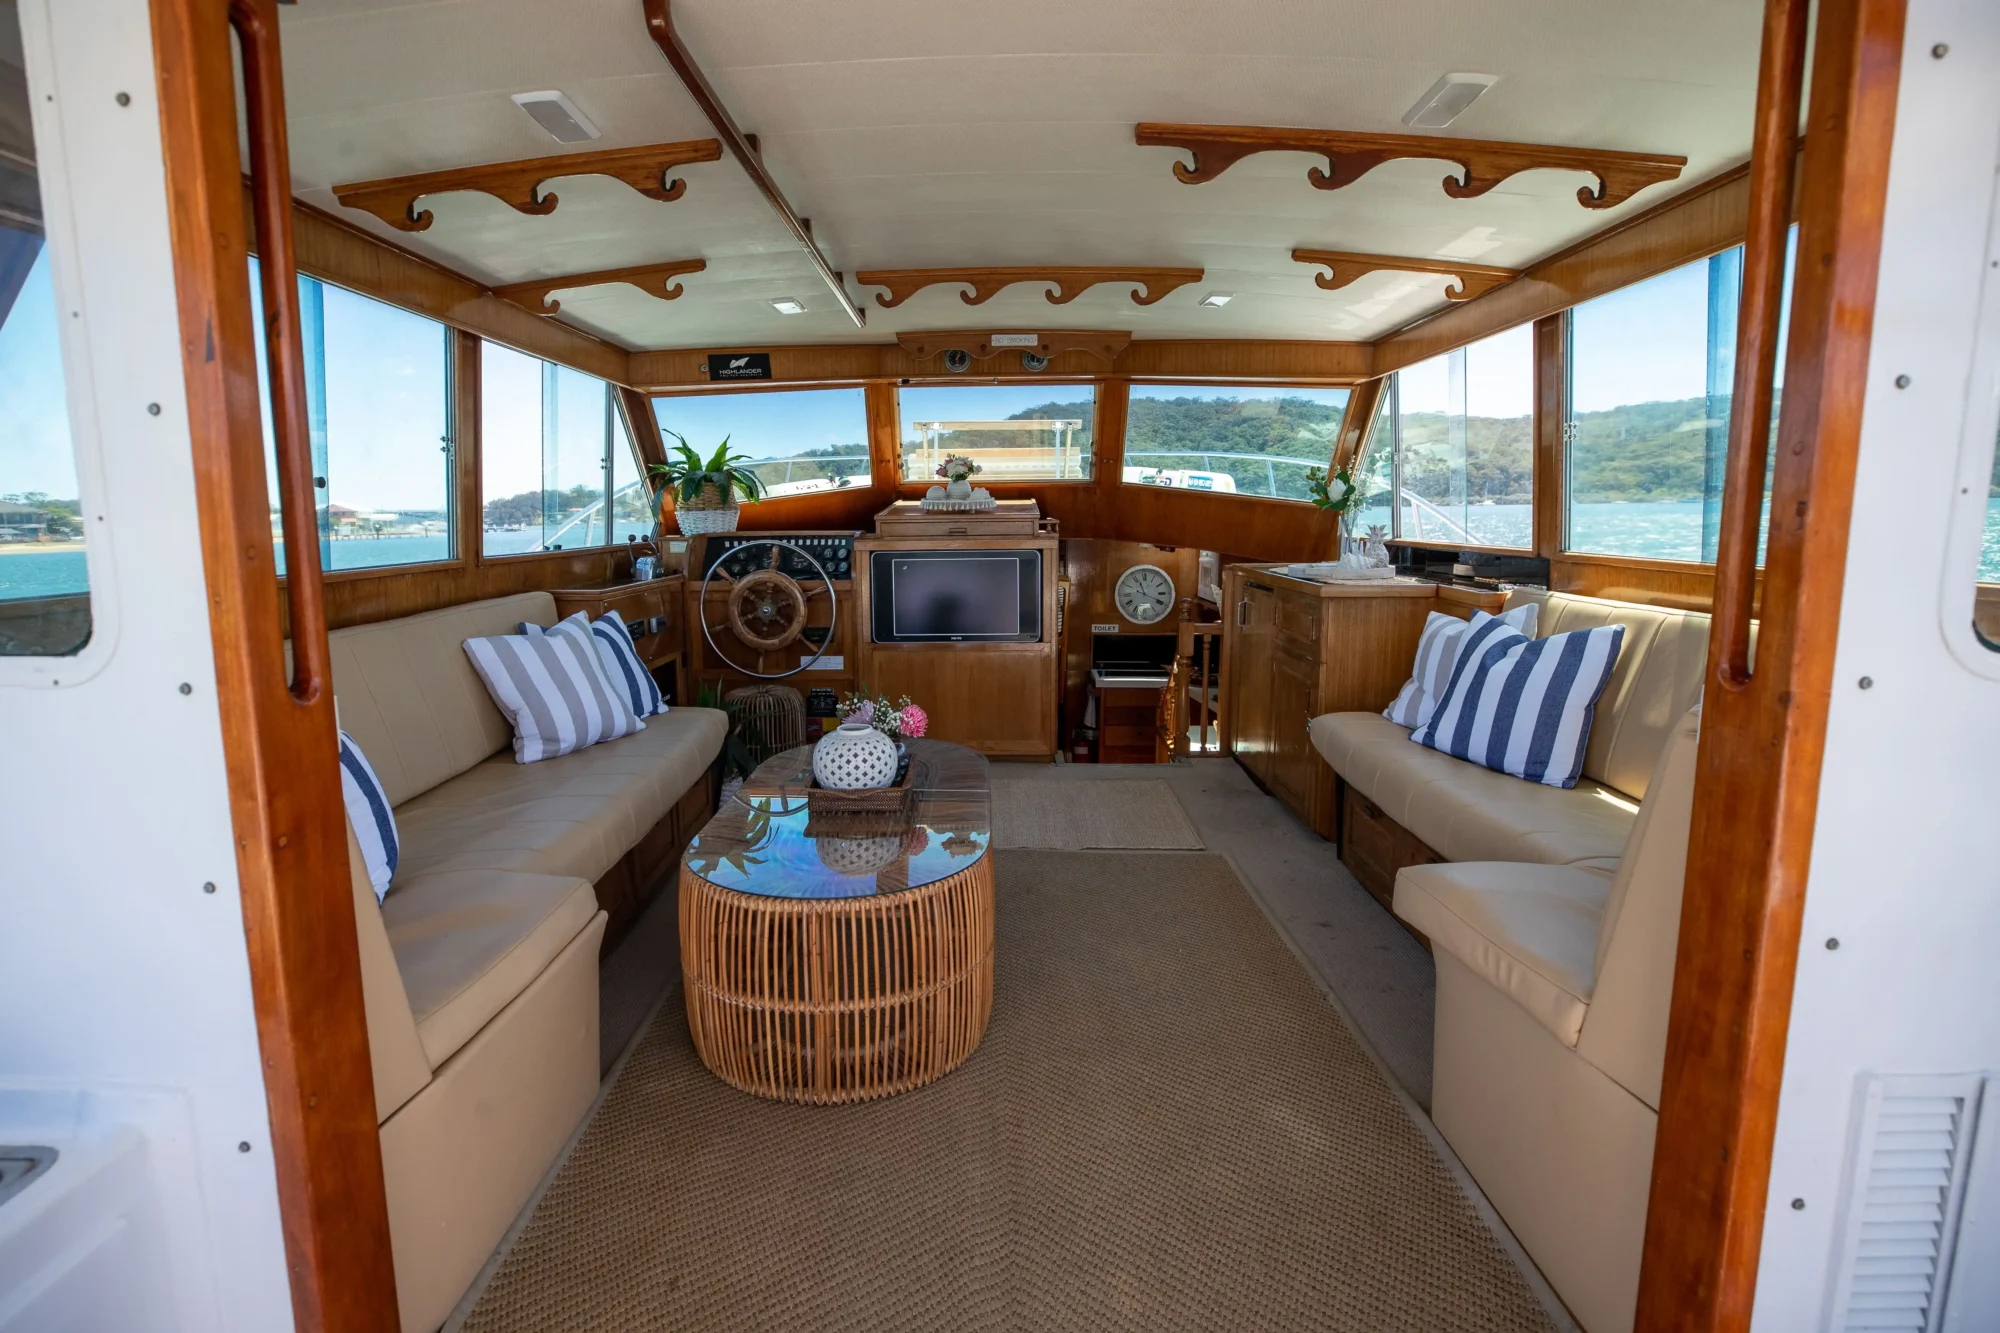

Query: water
(7, 501), (2000, 600)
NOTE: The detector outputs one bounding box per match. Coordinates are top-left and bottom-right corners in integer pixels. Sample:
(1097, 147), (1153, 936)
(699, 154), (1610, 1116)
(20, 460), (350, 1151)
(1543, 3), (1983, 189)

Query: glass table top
(682, 738), (991, 900)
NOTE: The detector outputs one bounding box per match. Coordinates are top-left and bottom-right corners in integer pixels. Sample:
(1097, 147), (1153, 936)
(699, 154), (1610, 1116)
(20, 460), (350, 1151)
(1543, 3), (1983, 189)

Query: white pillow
(1383, 602), (1539, 730)
(464, 622), (644, 763)
(338, 730), (397, 902)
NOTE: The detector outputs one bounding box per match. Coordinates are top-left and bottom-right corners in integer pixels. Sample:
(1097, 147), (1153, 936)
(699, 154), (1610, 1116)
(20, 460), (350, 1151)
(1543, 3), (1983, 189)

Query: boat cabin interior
(5, 0), (1999, 1329)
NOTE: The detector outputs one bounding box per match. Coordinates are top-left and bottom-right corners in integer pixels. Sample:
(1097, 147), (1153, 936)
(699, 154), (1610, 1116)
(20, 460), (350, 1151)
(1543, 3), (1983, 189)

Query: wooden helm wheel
(699, 538), (839, 680)
(728, 570), (808, 652)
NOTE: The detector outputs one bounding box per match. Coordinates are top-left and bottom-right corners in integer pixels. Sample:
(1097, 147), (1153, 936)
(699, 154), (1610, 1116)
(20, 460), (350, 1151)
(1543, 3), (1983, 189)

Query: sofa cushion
(463, 619), (646, 764)
(1502, 590), (1712, 800)
(382, 867), (599, 1069)
(392, 707), (728, 886)
(1312, 711), (1636, 869)
(1394, 860), (1611, 1047)
(325, 592), (559, 807)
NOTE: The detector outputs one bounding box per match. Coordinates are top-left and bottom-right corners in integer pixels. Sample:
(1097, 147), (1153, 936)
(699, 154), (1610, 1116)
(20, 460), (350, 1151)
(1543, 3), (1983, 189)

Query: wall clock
(1114, 564), (1176, 625)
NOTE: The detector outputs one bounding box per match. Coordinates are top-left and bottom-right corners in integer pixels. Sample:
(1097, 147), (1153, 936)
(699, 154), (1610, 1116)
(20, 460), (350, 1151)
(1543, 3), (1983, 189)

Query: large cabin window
(898, 384), (1094, 484)
(480, 342), (647, 556)
(1121, 385), (1351, 501)
(1386, 323), (1534, 549)
(0, 222), (85, 655)
(1566, 234), (1794, 563)
(652, 386), (869, 500)
(247, 260), (453, 573)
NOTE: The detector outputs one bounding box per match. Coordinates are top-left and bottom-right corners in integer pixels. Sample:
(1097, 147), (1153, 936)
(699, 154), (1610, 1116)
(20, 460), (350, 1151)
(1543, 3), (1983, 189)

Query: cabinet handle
(1236, 598), (1250, 626)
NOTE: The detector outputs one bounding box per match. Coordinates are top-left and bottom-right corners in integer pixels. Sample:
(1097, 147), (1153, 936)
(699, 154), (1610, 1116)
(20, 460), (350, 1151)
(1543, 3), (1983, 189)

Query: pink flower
(845, 698), (874, 724)
(899, 703), (929, 738)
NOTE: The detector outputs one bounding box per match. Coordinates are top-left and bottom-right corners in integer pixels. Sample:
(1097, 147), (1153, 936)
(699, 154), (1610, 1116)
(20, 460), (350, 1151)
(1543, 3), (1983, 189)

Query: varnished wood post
(1532, 313), (1567, 558)
(1636, 0), (1906, 1327)
(864, 380), (902, 492)
(1329, 376), (1385, 476)
(453, 328), (481, 567)
(151, 0), (399, 1327)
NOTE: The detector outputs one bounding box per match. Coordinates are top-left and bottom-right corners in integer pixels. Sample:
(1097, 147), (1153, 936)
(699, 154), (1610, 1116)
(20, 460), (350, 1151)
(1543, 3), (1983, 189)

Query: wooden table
(677, 739), (995, 1104)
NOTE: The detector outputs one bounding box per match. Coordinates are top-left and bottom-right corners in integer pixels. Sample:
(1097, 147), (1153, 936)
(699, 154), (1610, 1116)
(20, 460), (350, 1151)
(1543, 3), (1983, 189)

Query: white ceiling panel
(274, 0), (1763, 353)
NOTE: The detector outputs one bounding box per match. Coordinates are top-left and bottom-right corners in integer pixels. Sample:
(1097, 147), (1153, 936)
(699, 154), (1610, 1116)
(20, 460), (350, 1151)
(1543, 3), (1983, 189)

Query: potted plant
(650, 431), (765, 535)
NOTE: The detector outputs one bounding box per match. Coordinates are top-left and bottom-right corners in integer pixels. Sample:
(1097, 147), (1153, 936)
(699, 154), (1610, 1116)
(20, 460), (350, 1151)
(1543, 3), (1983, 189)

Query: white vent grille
(1829, 1076), (1985, 1332)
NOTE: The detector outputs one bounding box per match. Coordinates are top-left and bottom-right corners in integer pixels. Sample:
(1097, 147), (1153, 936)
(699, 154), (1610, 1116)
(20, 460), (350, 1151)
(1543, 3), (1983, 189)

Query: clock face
(1115, 564), (1176, 625)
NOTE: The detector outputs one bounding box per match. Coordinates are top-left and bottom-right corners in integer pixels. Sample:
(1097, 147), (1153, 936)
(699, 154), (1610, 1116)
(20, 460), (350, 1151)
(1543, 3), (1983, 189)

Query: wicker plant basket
(669, 481), (741, 536)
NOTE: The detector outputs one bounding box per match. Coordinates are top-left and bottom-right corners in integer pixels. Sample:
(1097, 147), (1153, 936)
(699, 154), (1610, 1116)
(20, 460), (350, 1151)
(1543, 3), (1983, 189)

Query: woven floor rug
(989, 777), (1203, 850)
(460, 851), (1550, 1333)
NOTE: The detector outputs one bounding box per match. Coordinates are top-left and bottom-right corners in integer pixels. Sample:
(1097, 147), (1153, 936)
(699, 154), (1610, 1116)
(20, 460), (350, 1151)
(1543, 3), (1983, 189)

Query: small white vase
(812, 721), (899, 790)
(945, 477), (973, 501)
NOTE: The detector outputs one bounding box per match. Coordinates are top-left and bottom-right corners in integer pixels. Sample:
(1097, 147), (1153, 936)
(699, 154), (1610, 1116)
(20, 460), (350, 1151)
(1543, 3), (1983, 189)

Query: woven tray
(804, 754), (916, 817)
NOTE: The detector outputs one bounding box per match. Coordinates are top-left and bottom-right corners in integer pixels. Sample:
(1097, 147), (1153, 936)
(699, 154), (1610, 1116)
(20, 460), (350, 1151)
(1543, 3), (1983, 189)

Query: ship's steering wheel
(699, 538), (838, 679)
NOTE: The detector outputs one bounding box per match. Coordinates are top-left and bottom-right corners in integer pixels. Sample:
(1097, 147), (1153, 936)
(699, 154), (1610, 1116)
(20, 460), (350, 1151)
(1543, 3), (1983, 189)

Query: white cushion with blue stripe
(1383, 603), (1539, 730)
(338, 729), (398, 902)
(1411, 611), (1626, 789)
(587, 614), (668, 717)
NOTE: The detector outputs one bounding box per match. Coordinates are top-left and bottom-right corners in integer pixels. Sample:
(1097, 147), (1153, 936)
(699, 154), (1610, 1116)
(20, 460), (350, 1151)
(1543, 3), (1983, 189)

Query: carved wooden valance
(1135, 123), (1685, 210)
(1292, 249), (1520, 302)
(896, 330), (1132, 362)
(333, 139), (723, 232)
(857, 267), (1202, 309)
(490, 259), (707, 316)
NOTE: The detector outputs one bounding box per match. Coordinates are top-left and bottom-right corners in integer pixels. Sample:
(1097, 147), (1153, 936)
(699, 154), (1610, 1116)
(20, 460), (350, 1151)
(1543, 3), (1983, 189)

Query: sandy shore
(0, 542), (84, 555)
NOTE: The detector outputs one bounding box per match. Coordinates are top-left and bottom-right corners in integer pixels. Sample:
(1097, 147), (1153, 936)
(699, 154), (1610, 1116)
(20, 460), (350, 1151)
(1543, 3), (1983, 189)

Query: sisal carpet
(460, 850), (1551, 1332)
(989, 777), (1203, 850)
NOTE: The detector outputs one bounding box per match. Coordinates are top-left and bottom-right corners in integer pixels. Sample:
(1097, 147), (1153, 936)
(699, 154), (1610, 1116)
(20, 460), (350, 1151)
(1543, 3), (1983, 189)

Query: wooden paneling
(1533, 313), (1566, 557)
(154, 0), (398, 1325)
(313, 549), (632, 633)
(1337, 778), (1446, 916)
(270, 193), (631, 383)
(1549, 554), (1767, 617)
(1374, 165), (1753, 375)
(1116, 339), (1371, 382)
(1637, 0), (1905, 1325)
(1060, 539), (1200, 745)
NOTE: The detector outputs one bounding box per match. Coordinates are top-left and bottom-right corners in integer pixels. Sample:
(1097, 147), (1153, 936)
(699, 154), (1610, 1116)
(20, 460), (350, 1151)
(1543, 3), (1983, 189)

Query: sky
(0, 247), (78, 499)
(654, 386), (868, 461)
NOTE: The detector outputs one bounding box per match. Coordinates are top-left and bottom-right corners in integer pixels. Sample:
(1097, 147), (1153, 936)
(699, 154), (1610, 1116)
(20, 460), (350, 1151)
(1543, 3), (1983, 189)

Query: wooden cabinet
(1220, 566), (1440, 838)
(551, 576), (685, 699)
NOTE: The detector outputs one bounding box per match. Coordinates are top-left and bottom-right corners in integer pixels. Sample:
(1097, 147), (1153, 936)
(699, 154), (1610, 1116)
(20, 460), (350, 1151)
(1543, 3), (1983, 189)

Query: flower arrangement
(1302, 464), (1358, 516)
(837, 690), (929, 739)
(936, 454), (982, 483)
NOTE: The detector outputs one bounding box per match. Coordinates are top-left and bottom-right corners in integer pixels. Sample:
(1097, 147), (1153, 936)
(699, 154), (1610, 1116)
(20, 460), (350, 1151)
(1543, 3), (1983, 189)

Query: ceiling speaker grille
(1830, 1076), (1985, 1332)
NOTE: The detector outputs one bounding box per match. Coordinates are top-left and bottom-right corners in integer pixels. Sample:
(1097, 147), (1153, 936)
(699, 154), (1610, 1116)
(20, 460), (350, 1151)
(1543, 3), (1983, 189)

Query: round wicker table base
(679, 857), (995, 1104)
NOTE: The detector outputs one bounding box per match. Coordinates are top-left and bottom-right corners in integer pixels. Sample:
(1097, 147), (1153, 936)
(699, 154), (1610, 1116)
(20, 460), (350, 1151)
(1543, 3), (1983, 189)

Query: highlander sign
(707, 352), (772, 381)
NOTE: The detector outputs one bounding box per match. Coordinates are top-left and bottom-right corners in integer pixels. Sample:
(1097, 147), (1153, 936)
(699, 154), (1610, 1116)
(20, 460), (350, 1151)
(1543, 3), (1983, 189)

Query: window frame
(650, 379), (879, 512)
(1380, 326), (1539, 556)
(1116, 379), (1358, 507)
(893, 379), (1102, 490)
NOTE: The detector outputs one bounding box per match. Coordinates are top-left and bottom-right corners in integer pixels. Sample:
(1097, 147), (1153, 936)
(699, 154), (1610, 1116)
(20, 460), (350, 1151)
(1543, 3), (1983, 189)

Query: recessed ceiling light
(770, 298), (808, 315)
(1402, 73), (1499, 130)
(1198, 292), (1234, 308)
(511, 90), (601, 144)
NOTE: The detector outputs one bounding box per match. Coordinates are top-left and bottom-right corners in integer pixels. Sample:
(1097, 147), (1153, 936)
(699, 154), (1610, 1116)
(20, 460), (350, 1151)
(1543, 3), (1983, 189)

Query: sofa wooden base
(1334, 775), (1446, 916)
(592, 770), (716, 954)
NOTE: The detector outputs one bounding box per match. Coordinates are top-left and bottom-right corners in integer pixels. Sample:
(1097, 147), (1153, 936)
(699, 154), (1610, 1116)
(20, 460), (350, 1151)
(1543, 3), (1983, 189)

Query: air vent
(1402, 73), (1499, 130)
(1828, 1076), (1985, 1332)
(511, 91), (601, 144)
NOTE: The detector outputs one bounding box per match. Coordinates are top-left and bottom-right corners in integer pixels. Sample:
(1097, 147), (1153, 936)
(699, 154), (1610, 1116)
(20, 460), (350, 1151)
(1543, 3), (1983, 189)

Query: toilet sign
(706, 352), (772, 381)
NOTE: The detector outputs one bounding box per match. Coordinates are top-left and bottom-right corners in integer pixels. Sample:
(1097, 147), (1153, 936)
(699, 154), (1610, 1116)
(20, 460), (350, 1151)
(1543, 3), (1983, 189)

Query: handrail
(231, 0), (325, 705)
(1712, 0), (1808, 687)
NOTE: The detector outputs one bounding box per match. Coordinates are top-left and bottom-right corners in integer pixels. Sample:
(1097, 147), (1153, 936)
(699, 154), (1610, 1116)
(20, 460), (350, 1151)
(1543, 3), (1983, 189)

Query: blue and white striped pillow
(465, 622), (644, 764)
(1411, 611), (1626, 789)
(588, 614), (668, 717)
(338, 730), (397, 902)
(1383, 603), (1540, 730)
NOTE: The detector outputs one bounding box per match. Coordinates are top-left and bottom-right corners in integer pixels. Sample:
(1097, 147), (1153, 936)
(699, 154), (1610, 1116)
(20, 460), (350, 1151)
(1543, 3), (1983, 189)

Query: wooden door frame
(151, 0), (399, 1327)
(1636, 0), (1908, 1327)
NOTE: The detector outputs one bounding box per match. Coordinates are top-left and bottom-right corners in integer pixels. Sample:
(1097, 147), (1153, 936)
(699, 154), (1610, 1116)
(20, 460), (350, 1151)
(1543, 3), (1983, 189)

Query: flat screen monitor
(870, 549), (1043, 643)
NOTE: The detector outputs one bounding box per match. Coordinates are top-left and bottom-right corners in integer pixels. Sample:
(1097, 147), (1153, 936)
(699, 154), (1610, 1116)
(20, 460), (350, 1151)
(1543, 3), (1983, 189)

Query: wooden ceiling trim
(492, 259), (706, 318)
(643, 0), (865, 328)
(1371, 163), (1752, 375)
(273, 193), (633, 385)
(898, 329), (1131, 362)
(855, 267), (1203, 309)
(331, 139), (722, 233)
(1293, 248), (1520, 302)
(1115, 339), (1372, 382)
(1136, 122), (1688, 210)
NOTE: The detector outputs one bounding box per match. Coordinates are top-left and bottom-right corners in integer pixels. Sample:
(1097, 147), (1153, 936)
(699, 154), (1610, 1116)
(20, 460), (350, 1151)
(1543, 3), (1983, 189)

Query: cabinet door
(1229, 581), (1277, 780)
(1268, 646), (1318, 810)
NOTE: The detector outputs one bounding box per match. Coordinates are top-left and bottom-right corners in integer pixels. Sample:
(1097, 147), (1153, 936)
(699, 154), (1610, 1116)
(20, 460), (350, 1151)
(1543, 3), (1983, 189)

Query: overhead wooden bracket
(1292, 248), (1520, 302)
(856, 266), (1203, 309)
(897, 330), (1132, 362)
(644, 0), (865, 328)
(332, 139), (723, 232)
(1135, 123), (1686, 210)
(491, 259), (707, 316)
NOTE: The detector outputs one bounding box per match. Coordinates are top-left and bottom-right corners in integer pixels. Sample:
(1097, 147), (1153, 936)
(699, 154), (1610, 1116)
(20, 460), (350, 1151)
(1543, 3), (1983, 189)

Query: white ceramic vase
(945, 477), (973, 501)
(812, 721), (899, 790)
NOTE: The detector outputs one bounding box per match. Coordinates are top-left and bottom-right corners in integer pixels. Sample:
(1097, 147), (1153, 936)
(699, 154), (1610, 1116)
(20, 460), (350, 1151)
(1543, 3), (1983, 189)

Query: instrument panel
(702, 532), (859, 582)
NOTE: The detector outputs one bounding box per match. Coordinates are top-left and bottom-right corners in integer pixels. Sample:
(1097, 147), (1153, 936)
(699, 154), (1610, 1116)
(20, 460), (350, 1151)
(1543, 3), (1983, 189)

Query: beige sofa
(324, 592), (727, 1332)
(1308, 591), (1716, 1333)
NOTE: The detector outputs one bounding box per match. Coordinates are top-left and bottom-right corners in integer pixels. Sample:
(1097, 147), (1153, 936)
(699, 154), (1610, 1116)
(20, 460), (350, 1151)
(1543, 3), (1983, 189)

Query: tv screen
(870, 550), (1042, 643)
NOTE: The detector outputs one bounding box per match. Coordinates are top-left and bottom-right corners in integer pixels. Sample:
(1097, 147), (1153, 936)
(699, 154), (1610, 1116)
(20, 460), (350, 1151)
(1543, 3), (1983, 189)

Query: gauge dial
(1114, 564), (1176, 625)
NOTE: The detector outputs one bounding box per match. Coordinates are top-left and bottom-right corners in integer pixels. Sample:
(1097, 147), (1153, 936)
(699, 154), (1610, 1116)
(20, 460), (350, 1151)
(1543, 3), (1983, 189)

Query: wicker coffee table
(678, 738), (994, 1104)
